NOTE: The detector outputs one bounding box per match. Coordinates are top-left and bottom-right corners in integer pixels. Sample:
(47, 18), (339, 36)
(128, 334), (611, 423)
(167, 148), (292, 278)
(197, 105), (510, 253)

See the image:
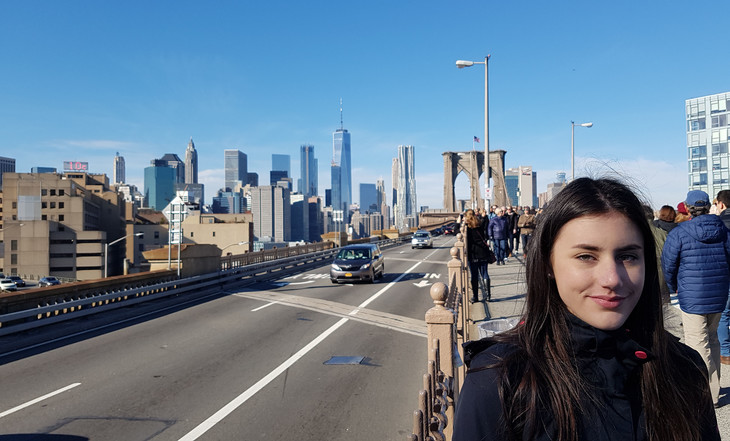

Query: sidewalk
(466, 253), (730, 438)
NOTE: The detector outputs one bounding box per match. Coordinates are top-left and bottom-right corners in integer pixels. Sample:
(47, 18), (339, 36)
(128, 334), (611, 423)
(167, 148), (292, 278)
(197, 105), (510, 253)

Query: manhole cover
(324, 356), (365, 365)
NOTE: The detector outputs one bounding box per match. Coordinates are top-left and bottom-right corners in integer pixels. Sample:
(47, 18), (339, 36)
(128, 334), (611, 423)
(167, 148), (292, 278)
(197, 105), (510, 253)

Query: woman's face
(550, 212), (645, 330)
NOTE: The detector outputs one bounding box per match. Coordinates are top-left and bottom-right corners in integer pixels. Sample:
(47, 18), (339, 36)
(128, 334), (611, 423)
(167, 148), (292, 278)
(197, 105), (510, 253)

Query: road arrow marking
(413, 280), (432, 288)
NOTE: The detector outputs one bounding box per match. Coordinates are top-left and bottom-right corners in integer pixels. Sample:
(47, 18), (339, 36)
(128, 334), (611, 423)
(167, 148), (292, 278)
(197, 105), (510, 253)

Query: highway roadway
(0, 234), (458, 440)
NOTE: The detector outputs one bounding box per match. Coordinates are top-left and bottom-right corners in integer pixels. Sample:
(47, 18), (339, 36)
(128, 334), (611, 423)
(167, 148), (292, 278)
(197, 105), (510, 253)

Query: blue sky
(2, 1), (729, 209)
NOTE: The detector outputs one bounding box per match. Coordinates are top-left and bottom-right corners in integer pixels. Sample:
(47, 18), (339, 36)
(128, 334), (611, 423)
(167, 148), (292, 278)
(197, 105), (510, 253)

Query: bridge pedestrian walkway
(465, 253), (730, 439)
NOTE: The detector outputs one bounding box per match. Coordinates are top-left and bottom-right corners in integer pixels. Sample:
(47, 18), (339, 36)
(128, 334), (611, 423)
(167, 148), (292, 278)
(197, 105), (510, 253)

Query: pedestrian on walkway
(505, 206), (519, 255)
(713, 189), (730, 365)
(464, 209), (491, 302)
(454, 178), (719, 441)
(517, 207), (537, 254)
(654, 205), (678, 233)
(662, 189), (730, 407)
(488, 207), (509, 265)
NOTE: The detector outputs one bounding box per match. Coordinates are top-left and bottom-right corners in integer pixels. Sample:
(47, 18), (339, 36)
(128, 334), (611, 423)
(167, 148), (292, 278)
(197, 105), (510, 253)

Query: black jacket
(467, 222), (491, 263)
(453, 315), (720, 441)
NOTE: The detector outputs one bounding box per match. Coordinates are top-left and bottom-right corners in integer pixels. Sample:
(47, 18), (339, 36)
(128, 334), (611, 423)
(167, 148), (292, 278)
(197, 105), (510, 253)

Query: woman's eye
(618, 254), (639, 262)
(576, 254), (594, 261)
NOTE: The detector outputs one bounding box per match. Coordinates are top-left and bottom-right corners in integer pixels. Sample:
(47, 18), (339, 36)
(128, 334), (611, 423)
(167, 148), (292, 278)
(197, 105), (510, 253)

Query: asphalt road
(0, 235), (458, 441)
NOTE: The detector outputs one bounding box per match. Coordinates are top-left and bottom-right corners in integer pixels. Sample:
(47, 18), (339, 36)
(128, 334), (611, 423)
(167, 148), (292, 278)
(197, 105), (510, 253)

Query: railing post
(447, 248), (467, 324)
(426, 282), (455, 440)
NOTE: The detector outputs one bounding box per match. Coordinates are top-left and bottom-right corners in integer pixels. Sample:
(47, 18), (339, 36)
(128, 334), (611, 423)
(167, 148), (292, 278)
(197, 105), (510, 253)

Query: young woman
(465, 209), (492, 302)
(453, 178), (719, 441)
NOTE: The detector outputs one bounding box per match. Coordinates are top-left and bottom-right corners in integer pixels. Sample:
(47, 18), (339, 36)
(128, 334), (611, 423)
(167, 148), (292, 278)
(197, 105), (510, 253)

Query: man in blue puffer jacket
(662, 189), (730, 407)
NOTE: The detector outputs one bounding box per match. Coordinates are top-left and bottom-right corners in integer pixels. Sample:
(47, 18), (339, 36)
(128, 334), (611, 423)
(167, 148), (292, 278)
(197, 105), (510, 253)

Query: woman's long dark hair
(494, 177), (710, 441)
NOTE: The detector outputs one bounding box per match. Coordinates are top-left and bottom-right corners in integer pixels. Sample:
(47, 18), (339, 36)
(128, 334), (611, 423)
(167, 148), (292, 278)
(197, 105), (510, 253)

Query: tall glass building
(272, 154), (290, 177)
(686, 92), (730, 198)
(359, 183), (378, 213)
(224, 149), (248, 191)
(113, 152), (125, 185)
(331, 128), (351, 214)
(395, 145), (417, 231)
(299, 145), (318, 197)
(144, 159), (177, 211)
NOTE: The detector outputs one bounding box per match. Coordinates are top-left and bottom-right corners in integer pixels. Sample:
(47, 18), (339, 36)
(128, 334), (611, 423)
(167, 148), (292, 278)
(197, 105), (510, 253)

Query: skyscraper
(686, 92), (730, 198)
(395, 145), (417, 231)
(144, 159), (177, 211)
(360, 183), (378, 213)
(299, 145), (318, 197)
(250, 185), (291, 242)
(160, 153), (185, 184)
(331, 113), (351, 215)
(185, 138), (198, 184)
(272, 154), (290, 177)
(113, 152), (125, 185)
(224, 149), (248, 191)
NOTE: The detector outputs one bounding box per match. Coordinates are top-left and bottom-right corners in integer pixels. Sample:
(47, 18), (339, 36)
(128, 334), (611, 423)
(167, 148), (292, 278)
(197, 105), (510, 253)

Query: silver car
(0, 278), (18, 292)
(411, 231), (433, 249)
(330, 244), (385, 284)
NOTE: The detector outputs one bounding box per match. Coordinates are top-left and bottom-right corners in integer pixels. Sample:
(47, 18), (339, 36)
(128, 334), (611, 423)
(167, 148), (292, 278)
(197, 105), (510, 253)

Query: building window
(691, 173), (708, 186)
(59, 214), (64, 221)
(10, 240), (17, 251)
(154, 231), (159, 239)
(190, 232), (194, 237)
(41, 214), (47, 220)
(50, 202), (56, 209)
(712, 114), (728, 128)
(42, 201), (47, 209)
(10, 254), (17, 265)
(690, 145), (707, 158)
(689, 118), (706, 131)
(50, 189), (56, 196)
(711, 97), (728, 114)
(12, 202), (16, 209)
(59, 189), (65, 196)
(41, 189), (47, 196)
(712, 143), (728, 155)
(212, 231), (216, 237)
(690, 159), (707, 172)
(59, 202), (64, 209)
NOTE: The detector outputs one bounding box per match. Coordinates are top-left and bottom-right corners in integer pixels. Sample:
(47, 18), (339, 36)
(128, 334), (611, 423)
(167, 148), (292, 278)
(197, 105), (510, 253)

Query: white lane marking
(179, 260), (423, 440)
(251, 301), (279, 312)
(0, 383), (81, 418)
(177, 318), (349, 441)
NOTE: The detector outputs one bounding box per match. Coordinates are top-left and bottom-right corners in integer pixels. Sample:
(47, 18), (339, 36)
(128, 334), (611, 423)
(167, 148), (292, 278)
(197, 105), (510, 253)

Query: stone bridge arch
(442, 150), (508, 211)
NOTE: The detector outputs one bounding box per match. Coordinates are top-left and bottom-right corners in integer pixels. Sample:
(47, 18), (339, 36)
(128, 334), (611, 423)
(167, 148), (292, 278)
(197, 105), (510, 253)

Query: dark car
(39, 276), (61, 287)
(442, 223), (458, 235)
(330, 244), (385, 284)
(6, 276), (26, 287)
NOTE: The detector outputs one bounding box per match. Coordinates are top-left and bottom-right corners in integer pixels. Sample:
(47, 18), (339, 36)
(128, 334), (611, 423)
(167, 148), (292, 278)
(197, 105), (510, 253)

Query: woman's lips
(589, 295), (627, 309)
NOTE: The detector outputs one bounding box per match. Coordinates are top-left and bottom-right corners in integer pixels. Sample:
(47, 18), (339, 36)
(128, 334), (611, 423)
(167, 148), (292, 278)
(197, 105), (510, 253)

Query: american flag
(474, 136), (480, 143)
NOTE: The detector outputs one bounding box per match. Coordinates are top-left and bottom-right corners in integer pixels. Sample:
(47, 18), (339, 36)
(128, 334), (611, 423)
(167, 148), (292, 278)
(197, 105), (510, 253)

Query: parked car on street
(442, 223), (458, 235)
(6, 276), (26, 287)
(0, 278), (18, 292)
(39, 276), (61, 287)
(330, 244), (385, 284)
(411, 230), (433, 249)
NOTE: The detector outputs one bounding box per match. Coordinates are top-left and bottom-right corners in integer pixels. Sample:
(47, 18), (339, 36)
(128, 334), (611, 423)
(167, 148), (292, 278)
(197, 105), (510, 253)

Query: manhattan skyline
(2, 1), (730, 209)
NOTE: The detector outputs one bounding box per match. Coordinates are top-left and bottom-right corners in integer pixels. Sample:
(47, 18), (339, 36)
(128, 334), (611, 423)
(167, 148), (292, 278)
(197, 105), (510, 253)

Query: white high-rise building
(686, 92), (730, 198)
(395, 145), (417, 231)
(250, 185), (291, 242)
(505, 166), (537, 208)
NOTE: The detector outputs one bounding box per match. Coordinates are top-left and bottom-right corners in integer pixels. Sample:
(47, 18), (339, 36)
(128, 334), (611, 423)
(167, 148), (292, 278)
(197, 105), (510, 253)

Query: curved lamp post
(105, 232), (143, 278)
(457, 56), (490, 207)
(571, 121), (593, 181)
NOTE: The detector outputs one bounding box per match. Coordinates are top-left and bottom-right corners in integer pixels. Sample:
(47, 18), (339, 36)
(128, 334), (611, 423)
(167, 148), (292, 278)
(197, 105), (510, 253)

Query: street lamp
(457, 55), (490, 207)
(571, 121), (593, 181)
(105, 232), (143, 278)
(221, 241), (250, 253)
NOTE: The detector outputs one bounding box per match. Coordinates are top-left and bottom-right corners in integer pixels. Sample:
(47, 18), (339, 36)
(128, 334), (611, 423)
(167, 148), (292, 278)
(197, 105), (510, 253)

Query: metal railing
(408, 227), (472, 441)
(0, 236), (412, 336)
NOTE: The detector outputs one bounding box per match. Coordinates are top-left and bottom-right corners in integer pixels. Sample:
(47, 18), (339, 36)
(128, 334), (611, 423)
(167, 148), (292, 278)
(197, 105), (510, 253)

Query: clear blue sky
(2, 1), (729, 209)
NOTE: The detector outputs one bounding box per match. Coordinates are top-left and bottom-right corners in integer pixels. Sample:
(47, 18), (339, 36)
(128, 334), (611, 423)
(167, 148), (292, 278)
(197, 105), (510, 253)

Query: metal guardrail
(0, 236), (412, 336)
